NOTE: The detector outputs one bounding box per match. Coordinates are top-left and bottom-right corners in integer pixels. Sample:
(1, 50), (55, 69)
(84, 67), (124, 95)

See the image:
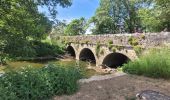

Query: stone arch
(102, 52), (130, 68)
(66, 45), (76, 58)
(79, 48), (96, 64)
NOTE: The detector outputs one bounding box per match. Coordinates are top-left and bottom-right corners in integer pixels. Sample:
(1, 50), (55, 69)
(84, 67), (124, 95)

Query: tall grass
(0, 64), (82, 100)
(123, 48), (170, 79)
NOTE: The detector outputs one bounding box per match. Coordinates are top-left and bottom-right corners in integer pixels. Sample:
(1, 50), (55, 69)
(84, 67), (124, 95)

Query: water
(0, 59), (107, 77)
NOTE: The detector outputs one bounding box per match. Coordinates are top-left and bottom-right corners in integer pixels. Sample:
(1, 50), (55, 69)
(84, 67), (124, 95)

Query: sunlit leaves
(65, 18), (86, 36)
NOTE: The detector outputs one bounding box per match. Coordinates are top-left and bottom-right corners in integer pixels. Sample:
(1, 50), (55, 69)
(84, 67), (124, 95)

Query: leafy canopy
(65, 17), (86, 36)
(0, 0), (72, 58)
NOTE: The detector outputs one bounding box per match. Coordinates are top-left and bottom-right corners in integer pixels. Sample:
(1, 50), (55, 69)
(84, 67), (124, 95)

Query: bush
(0, 64), (82, 100)
(95, 42), (100, 57)
(3, 40), (64, 59)
(33, 41), (64, 57)
(108, 40), (113, 44)
(123, 48), (170, 79)
(4, 41), (37, 58)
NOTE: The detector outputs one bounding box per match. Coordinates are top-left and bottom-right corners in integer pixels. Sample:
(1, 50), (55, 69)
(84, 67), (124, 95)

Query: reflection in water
(0, 59), (107, 78)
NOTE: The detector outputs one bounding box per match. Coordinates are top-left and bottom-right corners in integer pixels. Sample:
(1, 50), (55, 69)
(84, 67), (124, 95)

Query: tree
(156, 0), (170, 31)
(0, 0), (72, 58)
(136, 0), (170, 32)
(65, 17), (86, 35)
(50, 20), (67, 37)
(89, 0), (170, 34)
(89, 0), (141, 34)
(89, 0), (116, 34)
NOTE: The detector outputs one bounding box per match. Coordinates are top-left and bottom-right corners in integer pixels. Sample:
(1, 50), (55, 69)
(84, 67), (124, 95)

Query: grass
(0, 64), (82, 100)
(123, 48), (170, 79)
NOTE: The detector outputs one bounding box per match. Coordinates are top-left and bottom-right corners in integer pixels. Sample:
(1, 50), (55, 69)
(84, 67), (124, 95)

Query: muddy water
(0, 59), (108, 77)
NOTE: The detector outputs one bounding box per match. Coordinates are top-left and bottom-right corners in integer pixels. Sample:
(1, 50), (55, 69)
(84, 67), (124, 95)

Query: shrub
(133, 45), (143, 56)
(33, 41), (64, 57)
(85, 40), (89, 44)
(3, 40), (64, 59)
(100, 49), (105, 55)
(95, 42), (100, 57)
(4, 42), (36, 58)
(0, 64), (82, 100)
(108, 43), (113, 50)
(108, 40), (113, 44)
(112, 47), (116, 52)
(0, 53), (9, 65)
(123, 48), (170, 79)
(128, 36), (138, 46)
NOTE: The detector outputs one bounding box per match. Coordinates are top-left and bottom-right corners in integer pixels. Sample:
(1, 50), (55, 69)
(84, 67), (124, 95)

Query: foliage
(0, 53), (9, 65)
(112, 47), (116, 52)
(85, 40), (89, 44)
(89, 0), (170, 34)
(0, 0), (71, 60)
(50, 20), (67, 37)
(0, 64), (82, 100)
(65, 17), (86, 36)
(108, 40), (113, 45)
(100, 49), (105, 55)
(89, 0), (140, 34)
(2, 40), (64, 58)
(95, 42), (101, 57)
(123, 48), (170, 79)
(133, 45), (142, 56)
(33, 41), (64, 57)
(128, 36), (139, 46)
(138, 0), (170, 32)
(107, 44), (113, 50)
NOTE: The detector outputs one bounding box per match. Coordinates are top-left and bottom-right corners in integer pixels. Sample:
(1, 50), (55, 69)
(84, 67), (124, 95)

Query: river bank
(54, 74), (170, 100)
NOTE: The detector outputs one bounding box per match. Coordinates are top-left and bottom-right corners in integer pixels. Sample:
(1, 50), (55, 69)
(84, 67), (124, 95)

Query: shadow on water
(0, 58), (107, 78)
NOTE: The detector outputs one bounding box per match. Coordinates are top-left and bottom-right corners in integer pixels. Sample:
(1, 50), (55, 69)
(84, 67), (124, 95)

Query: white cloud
(85, 23), (95, 34)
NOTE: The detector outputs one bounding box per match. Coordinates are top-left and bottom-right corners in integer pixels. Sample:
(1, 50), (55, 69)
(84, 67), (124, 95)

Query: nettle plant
(0, 64), (82, 100)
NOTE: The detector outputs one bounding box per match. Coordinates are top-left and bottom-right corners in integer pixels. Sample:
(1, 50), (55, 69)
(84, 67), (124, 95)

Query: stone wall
(60, 32), (170, 48)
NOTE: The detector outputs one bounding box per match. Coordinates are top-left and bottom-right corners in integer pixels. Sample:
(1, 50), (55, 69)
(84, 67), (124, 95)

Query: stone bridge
(58, 32), (170, 68)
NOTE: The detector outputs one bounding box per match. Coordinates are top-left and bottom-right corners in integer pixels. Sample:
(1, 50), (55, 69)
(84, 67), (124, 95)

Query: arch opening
(66, 46), (76, 57)
(102, 53), (130, 68)
(79, 48), (96, 64)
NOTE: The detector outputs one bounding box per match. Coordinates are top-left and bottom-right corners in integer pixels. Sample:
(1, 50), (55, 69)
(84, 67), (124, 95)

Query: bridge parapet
(62, 32), (170, 67)
(59, 32), (170, 48)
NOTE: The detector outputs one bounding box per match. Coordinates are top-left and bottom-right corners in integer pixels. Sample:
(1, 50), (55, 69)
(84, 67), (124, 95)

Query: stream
(0, 58), (110, 77)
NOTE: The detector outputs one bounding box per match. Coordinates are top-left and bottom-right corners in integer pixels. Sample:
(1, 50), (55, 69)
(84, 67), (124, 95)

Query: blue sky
(39, 0), (99, 23)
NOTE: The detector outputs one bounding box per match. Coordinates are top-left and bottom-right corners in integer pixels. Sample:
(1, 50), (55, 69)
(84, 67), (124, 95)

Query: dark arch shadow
(102, 53), (130, 68)
(66, 46), (76, 58)
(79, 48), (96, 64)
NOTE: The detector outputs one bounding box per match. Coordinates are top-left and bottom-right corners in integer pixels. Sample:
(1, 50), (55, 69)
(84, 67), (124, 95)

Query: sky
(39, 0), (100, 23)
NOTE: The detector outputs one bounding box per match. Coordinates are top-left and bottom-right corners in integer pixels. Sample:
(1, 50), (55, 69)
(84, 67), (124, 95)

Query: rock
(100, 64), (107, 69)
(136, 90), (170, 100)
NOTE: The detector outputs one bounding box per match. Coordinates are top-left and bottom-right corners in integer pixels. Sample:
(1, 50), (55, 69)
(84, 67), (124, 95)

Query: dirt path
(54, 74), (170, 100)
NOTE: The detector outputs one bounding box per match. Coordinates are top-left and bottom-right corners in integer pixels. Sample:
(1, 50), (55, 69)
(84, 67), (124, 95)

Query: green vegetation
(128, 35), (144, 55)
(128, 36), (139, 46)
(95, 42), (101, 57)
(123, 48), (170, 79)
(108, 40), (113, 44)
(0, 64), (82, 100)
(107, 40), (114, 50)
(64, 17), (86, 36)
(0, 0), (72, 64)
(100, 49), (105, 55)
(133, 45), (143, 56)
(88, 0), (170, 34)
(111, 47), (116, 52)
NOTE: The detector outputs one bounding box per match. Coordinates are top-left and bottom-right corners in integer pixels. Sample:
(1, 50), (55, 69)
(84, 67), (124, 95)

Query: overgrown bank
(0, 40), (64, 65)
(0, 64), (82, 100)
(123, 48), (170, 79)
